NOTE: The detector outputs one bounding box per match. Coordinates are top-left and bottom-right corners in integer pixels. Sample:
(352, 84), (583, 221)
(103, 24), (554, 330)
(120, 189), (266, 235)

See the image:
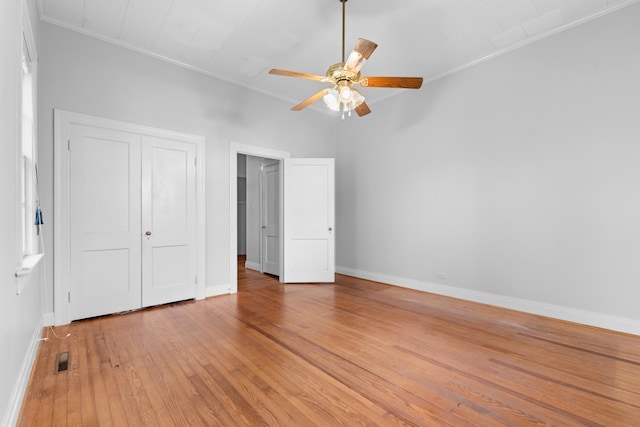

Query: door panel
(82, 249), (131, 298)
(151, 245), (188, 288)
(150, 146), (188, 229)
(69, 125), (142, 320)
(141, 137), (197, 307)
(288, 240), (329, 270)
(261, 162), (280, 275)
(283, 158), (335, 283)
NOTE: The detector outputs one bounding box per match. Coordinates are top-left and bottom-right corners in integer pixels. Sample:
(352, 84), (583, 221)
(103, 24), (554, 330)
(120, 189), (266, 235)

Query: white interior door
(57, 110), (206, 325)
(69, 125), (142, 320)
(141, 136), (197, 307)
(261, 162), (280, 275)
(69, 127), (198, 321)
(283, 158), (335, 283)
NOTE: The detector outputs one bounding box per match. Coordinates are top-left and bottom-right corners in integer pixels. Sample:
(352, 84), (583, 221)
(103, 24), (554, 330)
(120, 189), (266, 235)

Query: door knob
(261, 226), (266, 229)
(328, 227), (333, 231)
(145, 231), (152, 236)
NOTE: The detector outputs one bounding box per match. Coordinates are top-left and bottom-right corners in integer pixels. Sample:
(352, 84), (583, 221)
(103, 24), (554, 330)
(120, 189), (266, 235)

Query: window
(21, 35), (36, 257)
(16, 4), (41, 282)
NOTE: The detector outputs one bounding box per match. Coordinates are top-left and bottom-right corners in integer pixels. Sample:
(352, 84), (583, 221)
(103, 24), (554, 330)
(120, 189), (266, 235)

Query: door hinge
(67, 139), (71, 151)
(194, 157), (197, 167)
(68, 291), (71, 302)
(194, 275), (198, 285)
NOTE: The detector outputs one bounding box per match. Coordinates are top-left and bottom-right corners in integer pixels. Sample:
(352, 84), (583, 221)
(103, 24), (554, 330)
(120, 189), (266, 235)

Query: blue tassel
(35, 206), (43, 225)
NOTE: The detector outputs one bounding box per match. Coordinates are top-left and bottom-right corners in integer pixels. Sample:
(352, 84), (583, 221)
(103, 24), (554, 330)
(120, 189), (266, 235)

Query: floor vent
(55, 352), (70, 374)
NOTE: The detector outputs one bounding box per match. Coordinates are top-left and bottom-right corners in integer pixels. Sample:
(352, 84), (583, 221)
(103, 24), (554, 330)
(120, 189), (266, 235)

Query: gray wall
(336, 3), (640, 332)
(0, 0), (44, 424)
(38, 23), (337, 309)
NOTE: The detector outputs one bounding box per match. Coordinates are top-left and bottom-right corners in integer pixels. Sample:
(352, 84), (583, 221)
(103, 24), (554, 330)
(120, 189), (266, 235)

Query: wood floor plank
(103, 317), (158, 427)
(210, 311), (405, 426)
(237, 299), (565, 425)
(18, 257), (640, 426)
(183, 308), (328, 426)
(22, 331), (56, 426)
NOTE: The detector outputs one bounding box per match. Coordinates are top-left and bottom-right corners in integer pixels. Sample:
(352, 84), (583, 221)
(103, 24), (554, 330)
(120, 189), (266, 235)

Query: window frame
(15, 0), (42, 285)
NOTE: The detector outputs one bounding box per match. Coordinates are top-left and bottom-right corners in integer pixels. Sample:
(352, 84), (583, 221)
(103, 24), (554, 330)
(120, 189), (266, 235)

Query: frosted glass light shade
(323, 89), (340, 111)
(323, 86), (365, 114)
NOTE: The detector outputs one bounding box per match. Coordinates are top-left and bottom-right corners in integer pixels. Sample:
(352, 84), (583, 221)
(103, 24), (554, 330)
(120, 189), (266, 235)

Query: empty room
(2, 0), (640, 425)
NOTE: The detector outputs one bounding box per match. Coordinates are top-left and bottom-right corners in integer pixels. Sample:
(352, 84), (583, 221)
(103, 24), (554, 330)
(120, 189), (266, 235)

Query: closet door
(58, 110), (205, 325)
(69, 125), (142, 320)
(68, 128), (198, 321)
(141, 136), (197, 307)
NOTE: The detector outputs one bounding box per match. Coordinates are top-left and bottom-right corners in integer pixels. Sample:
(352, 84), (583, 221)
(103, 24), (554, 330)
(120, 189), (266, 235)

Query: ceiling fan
(269, 0), (423, 118)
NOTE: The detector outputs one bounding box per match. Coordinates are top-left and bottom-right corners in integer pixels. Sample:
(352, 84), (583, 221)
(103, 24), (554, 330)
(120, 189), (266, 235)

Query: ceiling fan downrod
(340, 0), (348, 64)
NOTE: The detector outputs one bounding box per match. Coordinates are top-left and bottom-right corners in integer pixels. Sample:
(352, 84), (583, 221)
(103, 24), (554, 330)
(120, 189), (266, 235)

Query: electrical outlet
(436, 272), (447, 281)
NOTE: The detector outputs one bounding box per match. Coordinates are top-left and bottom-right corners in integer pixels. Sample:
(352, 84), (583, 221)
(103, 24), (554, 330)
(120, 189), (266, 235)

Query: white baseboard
(2, 318), (43, 427)
(336, 266), (640, 336)
(205, 284), (233, 298)
(244, 261), (261, 272)
(42, 312), (55, 327)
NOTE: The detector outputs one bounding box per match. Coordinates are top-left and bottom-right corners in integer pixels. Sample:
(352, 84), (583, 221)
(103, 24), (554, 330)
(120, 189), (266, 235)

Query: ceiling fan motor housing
(326, 63), (360, 86)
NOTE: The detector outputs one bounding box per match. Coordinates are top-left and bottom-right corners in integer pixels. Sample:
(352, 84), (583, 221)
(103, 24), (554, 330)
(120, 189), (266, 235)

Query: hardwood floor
(19, 258), (640, 426)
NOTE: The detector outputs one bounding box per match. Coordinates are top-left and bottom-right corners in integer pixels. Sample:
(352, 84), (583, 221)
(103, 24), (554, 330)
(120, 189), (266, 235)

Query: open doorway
(229, 143), (290, 294)
(229, 143), (336, 292)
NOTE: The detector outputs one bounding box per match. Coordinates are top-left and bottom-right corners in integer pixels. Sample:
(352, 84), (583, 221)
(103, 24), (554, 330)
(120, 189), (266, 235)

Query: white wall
(38, 23), (337, 308)
(336, 3), (640, 334)
(0, 0), (45, 424)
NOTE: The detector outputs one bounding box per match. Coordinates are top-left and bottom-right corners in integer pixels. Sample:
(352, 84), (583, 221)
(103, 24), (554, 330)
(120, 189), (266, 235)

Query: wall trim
(336, 266), (640, 337)
(42, 312), (55, 327)
(244, 261), (261, 272)
(2, 318), (43, 427)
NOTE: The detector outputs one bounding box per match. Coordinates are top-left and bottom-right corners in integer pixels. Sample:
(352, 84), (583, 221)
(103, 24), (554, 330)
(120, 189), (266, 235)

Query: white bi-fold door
(68, 122), (199, 321)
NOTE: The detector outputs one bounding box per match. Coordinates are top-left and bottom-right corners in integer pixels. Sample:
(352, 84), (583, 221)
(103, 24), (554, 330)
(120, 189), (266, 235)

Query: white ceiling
(38, 0), (639, 111)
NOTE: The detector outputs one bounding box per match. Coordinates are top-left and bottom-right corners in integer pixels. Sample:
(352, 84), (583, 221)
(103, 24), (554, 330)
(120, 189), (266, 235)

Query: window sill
(15, 253), (44, 294)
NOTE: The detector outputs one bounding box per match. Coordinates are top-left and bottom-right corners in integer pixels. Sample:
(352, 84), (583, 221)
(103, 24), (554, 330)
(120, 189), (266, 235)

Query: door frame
(229, 142), (290, 293)
(54, 110), (206, 326)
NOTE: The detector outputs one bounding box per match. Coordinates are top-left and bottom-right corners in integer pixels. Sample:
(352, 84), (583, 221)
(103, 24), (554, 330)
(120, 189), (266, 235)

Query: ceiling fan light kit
(269, 0), (423, 119)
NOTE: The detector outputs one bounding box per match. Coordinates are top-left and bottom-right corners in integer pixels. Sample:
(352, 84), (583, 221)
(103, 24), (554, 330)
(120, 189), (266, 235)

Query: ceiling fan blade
(292, 89), (330, 111)
(359, 76), (423, 89)
(344, 38), (378, 73)
(355, 101), (371, 117)
(269, 69), (326, 82)
(353, 38), (378, 60)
